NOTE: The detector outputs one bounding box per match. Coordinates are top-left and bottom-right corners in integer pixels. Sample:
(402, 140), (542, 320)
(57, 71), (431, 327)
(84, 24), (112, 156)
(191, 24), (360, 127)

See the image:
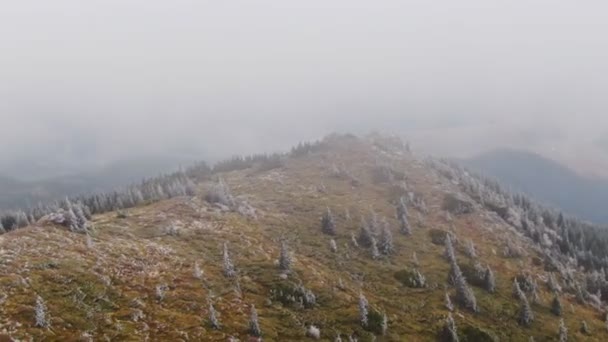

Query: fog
(2, 1), (608, 179)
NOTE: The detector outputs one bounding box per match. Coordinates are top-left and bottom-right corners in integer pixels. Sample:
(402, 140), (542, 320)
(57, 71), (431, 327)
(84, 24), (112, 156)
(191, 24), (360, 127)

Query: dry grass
(0, 137), (605, 341)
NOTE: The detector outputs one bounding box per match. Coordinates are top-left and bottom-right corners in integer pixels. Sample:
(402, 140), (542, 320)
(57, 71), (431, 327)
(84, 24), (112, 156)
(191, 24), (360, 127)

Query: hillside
(0, 134), (606, 341)
(465, 148), (608, 223)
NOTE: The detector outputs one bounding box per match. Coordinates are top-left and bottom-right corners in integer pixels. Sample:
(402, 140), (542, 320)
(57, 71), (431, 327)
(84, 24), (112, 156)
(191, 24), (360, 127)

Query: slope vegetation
(0, 134), (604, 341)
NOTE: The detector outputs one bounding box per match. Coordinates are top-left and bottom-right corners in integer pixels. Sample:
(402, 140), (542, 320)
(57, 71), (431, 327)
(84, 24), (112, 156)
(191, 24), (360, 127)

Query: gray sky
(1, 1), (608, 177)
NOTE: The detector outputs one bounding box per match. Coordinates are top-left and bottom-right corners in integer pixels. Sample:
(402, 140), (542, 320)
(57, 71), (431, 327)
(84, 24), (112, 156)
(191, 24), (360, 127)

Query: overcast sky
(1, 1), (608, 176)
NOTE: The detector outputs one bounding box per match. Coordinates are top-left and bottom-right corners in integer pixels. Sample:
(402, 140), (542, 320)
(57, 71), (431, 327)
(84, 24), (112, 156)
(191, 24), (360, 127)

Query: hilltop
(0, 134), (606, 341)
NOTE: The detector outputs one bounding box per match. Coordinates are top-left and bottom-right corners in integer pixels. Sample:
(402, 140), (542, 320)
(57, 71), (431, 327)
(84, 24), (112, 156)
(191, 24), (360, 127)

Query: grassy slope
(0, 136), (604, 341)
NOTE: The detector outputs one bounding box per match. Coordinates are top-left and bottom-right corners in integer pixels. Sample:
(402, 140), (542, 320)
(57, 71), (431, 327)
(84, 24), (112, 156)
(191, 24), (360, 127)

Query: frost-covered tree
(358, 219), (374, 247)
(397, 196), (408, 218)
(518, 293), (534, 327)
(449, 250), (477, 312)
(370, 236), (380, 259)
(379, 223), (394, 255)
(350, 232), (359, 248)
(548, 273), (562, 293)
(156, 284), (167, 302)
(223, 243), (236, 278)
(209, 302), (221, 330)
(558, 319), (568, 342)
(249, 304), (262, 337)
(445, 234), (456, 262)
(484, 266), (496, 293)
(329, 238), (338, 253)
(35, 295), (50, 328)
(411, 269), (427, 288)
(306, 325), (321, 339)
(15, 210), (29, 228)
(445, 292), (454, 312)
(442, 313), (459, 342)
(581, 320), (590, 335)
(575, 284), (586, 305)
(359, 292), (369, 328)
(205, 178), (235, 208)
(381, 312), (388, 336)
(399, 211), (411, 235)
(73, 204), (88, 232)
(513, 279), (525, 301)
(279, 240), (292, 272)
(193, 261), (203, 280)
(397, 197), (411, 235)
(85, 233), (94, 249)
(321, 207), (337, 235)
(464, 239), (477, 258)
(412, 252), (420, 267)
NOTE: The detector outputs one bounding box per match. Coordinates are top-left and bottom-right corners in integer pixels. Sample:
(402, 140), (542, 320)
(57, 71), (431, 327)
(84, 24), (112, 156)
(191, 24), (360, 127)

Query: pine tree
(548, 273), (561, 293)
(513, 279), (525, 301)
(381, 312), (388, 336)
(399, 212), (411, 235)
(350, 232), (359, 248)
(279, 240), (292, 272)
(518, 294), (534, 327)
(193, 261), (203, 280)
(209, 302), (220, 329)
(249, 305), (262, 337)
(359, 292), (369, 328)
(223, 242), (236, 278)
(551, 295), (562, 316)
(454, 268), (478, 313)
(397, 197), (411, 235)
(379, 223), (394, 255)
(445, 234), (456, 262)
(484, 266), (496, 293)
(370, 236), (380, 259)
(464, 239), (477, 258)
(411, 269), (427, 288)
(321, 207), (337, 235)
(358, 219), (373, 247)
(445, 292), (454, 312)
(155, 284), (167, 302)
(35, 295), (50, 328)
(558, 319), (568, 341)
(329, 238), (338, 253)
(412, 252), (420, 267)
(397, 197), (408, 218)
(442, 313), (459, 342)
(581, 320), (590, 335)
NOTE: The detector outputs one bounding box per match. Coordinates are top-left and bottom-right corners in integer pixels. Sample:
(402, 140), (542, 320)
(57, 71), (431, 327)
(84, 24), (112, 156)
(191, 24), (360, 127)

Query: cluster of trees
(429, 158), (608, 304)
(212, 153), (283, 173)
(445, 235), (479, 313)
(0, 169), (199, 234)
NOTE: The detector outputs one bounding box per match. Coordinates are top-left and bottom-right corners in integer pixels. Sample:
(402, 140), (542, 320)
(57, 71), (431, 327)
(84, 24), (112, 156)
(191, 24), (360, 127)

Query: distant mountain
(464, 148), (608, 223)
(0, 156), (195, 210)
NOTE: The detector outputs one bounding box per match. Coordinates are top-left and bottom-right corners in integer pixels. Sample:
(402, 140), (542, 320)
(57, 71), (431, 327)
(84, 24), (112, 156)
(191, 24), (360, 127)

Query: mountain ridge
(0, 134), (605, 341)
